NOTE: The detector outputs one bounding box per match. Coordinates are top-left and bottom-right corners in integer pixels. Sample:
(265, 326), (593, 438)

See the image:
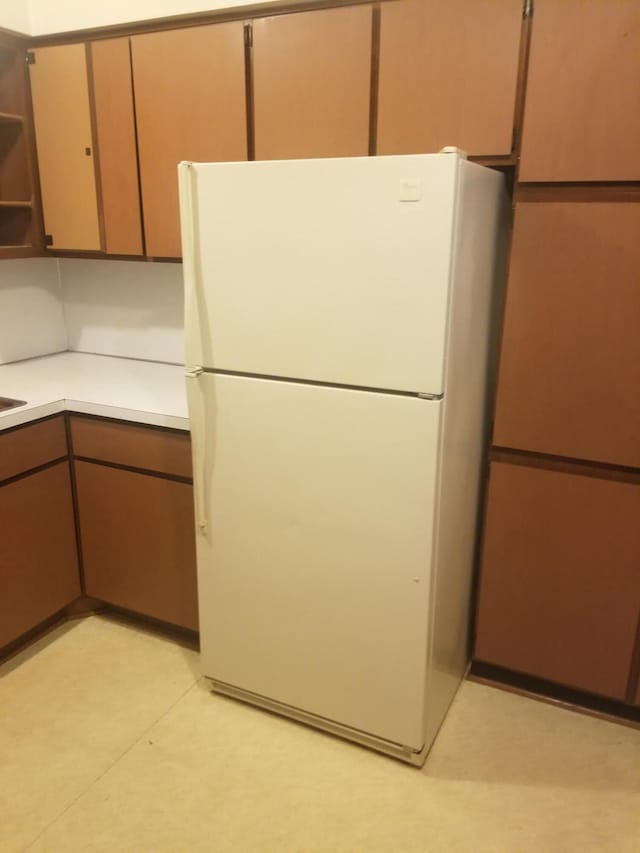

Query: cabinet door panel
(253, 6), (372, 160)
(0, 463), (80, 648)
(131, 24), (247, 258)
(377, 0), (522, 156)
(90, 38), (143, 255)
(76, 462), (198, 631)
(493, 202), (640, 468)
(475, 462), (640, 700)
(519, 0), (640, 181)
(29, 44), (101, 250)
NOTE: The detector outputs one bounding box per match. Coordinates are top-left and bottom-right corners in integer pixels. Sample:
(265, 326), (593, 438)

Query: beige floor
(1, 616), (638, 853)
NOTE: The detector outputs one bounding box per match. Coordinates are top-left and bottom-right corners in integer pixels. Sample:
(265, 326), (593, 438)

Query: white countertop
(0, 352), (189, 431)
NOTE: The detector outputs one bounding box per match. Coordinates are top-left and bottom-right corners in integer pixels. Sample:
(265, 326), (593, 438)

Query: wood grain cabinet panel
(253, 6), (372, 160)
(131, 23), (247, 258)
(377, 0), (522, 157)
(76, 462), (198, 631)
(475, 462), (640, 700)
(90, 38), (143, 255)
(519, 0), (640, 181)
(0, 463), (80, 648)
(0, 415), (67, 482)
(493, 202), (640, 468)
(28, 44), (101, 250)
(70, 416), (192, 479)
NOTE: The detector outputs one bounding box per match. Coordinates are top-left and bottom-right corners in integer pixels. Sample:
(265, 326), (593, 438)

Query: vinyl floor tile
(11, 617), (638, 853)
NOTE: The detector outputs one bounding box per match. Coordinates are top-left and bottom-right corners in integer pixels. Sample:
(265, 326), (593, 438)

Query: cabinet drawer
(70, 416), (192, 479)
(0, 416), (67, 482)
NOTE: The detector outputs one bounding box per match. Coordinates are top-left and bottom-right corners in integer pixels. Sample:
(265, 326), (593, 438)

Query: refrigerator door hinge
(26, 51), (35, 65)
(44, 234), (53, 246)
(417, 392), (443, 401)
(243, 22), (252, 47)
(523, 0), (533, 18)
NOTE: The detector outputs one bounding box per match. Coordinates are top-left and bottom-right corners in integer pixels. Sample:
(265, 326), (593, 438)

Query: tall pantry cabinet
(474, 0), (640, 705)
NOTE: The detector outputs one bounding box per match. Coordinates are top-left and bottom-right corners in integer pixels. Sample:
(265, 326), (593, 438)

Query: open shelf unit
(0, 33), (40, 255)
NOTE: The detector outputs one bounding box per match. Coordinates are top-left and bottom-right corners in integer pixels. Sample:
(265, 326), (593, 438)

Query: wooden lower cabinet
(0, 462), (80, 648)
(75, 461), (198, 631)
(475, 461), (640, 701)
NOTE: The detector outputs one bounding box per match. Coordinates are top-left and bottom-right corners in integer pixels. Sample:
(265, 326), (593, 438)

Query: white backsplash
(0, 258), (67, 364)
(60, 258), (185, 364)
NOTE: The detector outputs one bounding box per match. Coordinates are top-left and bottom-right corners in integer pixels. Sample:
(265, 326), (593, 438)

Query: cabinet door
(90, 38), (143, 255)
(75, 462), (198, 631)
(29, 44), (101, 250)
(475, 462), (640, 700)
(377, 0), (522, 157)
(253, 6), (372, 160)
(131, 23), (247, 258)
(0, 463), (80, 648)
(519, 0), (640, 181)
(493, 202), (640, 468)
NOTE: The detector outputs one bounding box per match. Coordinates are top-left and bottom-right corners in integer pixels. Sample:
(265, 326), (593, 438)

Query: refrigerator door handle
(179, 161), (206, 370)
(185, 369), (209, 536)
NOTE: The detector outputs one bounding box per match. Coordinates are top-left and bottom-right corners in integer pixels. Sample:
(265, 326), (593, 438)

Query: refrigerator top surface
(180, 153), (463, 394)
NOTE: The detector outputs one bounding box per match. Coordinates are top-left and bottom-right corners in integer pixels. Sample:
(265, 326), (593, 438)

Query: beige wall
(27, 0), (318, 36)
(0, 0), (31, 35)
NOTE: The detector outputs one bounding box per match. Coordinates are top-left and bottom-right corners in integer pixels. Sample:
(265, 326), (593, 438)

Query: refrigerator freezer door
(181, 155), (458, 394)
(195, 373), (441, 749)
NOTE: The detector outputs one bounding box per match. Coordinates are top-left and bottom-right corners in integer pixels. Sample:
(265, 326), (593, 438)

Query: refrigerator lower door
(193, 372), (442, 751)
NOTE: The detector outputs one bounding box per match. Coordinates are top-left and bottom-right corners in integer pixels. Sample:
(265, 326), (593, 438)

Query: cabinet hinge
(511, 124), (520, 154)
(523, 0), (533, 18)
(44, 234), (53, 246)
(26, 51), (35, 65)
(243, 22), (252, 48)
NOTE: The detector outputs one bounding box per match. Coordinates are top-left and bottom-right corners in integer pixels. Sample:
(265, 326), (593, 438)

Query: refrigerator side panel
(186, 155), (458, 393)
(423, 161), (509, 750)
(196, 372), (441, 750)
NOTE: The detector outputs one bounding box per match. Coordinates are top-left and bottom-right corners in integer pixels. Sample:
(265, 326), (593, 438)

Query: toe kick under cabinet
(70, 415), (199, 632)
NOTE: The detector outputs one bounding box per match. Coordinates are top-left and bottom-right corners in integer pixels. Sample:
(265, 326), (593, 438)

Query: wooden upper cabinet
(131, 23), (247, 258)
(90, 38), (143, 255)
(253, 6), (372, 160)
(493, 202), (640, 468)
(377, 0), (523, 157)
(29, 44), (101, 251)
(519, 0), (640, 181)
(475, 462), (640, 700)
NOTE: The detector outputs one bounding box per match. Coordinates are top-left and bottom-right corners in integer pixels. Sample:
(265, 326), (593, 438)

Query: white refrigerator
(178, 151), (507, 765)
